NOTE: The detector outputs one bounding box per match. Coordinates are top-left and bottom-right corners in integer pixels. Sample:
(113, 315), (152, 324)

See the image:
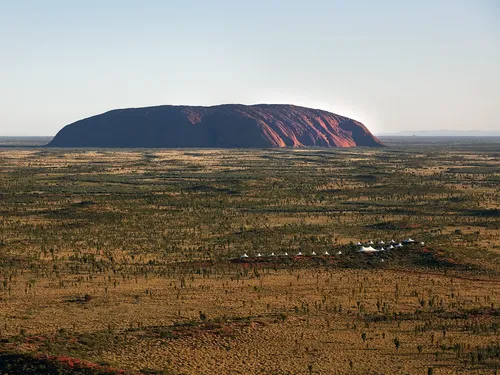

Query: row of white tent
(240, 250), (342, 259)
(239, 238), (425, 258)
(356, 238), (417, 246)
(357, 238), (424, 253)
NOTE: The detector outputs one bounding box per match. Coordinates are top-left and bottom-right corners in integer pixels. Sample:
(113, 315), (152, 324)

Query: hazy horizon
(1, 1), (499, 136)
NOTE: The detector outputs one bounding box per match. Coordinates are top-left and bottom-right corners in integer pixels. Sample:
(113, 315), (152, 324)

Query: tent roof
(358, 246), (378, 253)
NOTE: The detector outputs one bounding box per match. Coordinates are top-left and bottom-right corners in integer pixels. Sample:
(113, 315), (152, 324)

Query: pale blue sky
(1, 0), (499, 135)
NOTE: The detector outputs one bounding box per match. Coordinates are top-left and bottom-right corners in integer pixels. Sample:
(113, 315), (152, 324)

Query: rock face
(48, 104), (383, 148)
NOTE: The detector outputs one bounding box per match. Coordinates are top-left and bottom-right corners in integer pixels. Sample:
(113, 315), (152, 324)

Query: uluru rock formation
(48, 104), (383, 148)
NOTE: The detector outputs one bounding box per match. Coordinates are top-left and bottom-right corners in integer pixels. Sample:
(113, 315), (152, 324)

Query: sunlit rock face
(48, 104), (383, 148)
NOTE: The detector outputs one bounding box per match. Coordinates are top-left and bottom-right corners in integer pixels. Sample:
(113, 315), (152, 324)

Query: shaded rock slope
(48, 104), (383, 148)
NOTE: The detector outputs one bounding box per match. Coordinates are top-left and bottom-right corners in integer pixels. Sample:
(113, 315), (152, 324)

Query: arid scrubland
(0, 139), (499, 374)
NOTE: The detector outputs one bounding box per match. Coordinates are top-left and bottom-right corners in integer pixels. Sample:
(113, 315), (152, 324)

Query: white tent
(324, 251), (330, 255)
(356, 242), (362, 246)
(270, 252), (276, 256)
(283, 252), (289, 256)
(311, 251), (316, 256)
(296, 251), (303, 256)
(376, 247), (385, 251)
(386, 245), (394, 250)
(395, 243), (403, 248)
(256, 253), (262, 257)
(368, 240), (374, 245)
(403, 238), (415, 244)
(379, 241), (385, 245)
(241, 253), (249, 258)
(420, 242), (425, 246)
(390, 239), (397, 244)
(337, 251), (342, 255)
(358, 246), (378, 253)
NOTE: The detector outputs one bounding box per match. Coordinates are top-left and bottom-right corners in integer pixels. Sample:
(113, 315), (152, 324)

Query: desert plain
(0, 137), (499, 374)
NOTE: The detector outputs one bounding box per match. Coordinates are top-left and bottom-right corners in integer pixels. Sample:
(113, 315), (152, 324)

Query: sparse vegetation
(0, 139), (499, 374)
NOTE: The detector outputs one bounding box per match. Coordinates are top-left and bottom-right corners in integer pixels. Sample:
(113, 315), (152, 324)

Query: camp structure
(337, 251), (342, 255)
(386, 245), (394, 250)
(241, 253), (249, 259)
(358, 246), (378, 253)
(395, 243), (403, 248)
(324, 251), (330, 255)
(296, 251), (303, 256)
(403, 238), (416, 244)
(311, 251), (316, 256)
(356, 242), (362, 246)
(270, 252), (276, 256)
